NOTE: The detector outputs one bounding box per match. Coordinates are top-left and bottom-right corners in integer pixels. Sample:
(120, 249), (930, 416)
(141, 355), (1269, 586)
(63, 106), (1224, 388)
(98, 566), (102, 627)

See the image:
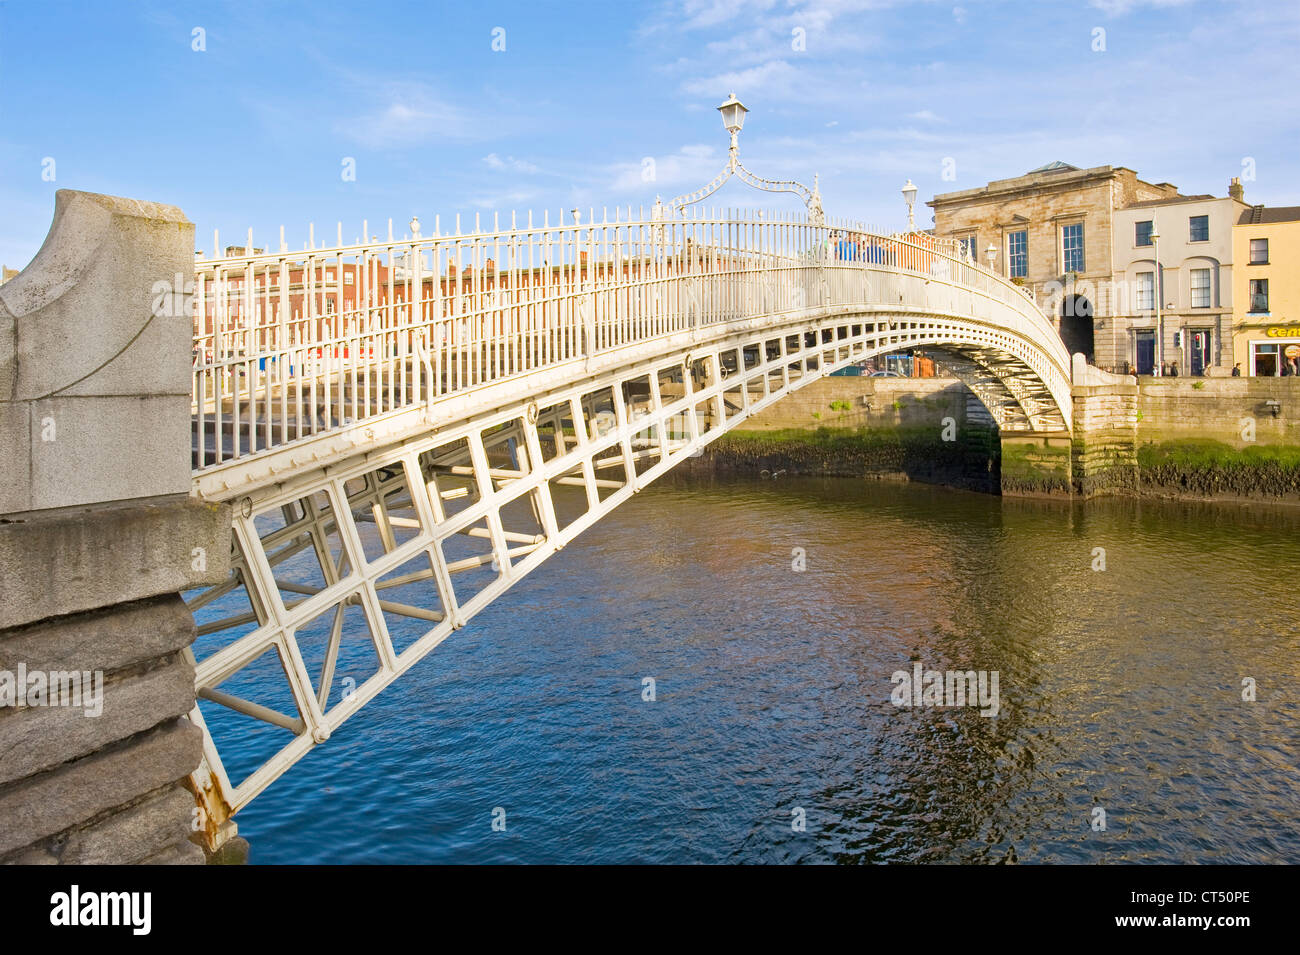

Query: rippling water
(216, 476), (1300, 864)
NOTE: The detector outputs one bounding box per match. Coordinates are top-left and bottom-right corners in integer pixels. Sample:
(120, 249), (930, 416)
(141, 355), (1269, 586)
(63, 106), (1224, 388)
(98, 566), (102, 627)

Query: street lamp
(661, 95), (823, 224)
(717, 92), (748, 152)
(901, 179), (918, 230)
(986, 242), (998, 272)
(1150, 223), (1162, 376)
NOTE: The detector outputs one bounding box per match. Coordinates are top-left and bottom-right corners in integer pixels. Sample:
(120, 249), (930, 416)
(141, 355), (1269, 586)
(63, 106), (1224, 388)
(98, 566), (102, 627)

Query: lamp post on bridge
(657, 94), (824, 225)
(901, 179), (918, 231)
(986, 242), (998, 274)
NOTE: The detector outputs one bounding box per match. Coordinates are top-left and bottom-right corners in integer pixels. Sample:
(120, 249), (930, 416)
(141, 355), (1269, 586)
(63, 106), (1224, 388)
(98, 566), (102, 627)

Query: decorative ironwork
(658, 94), (824, 224)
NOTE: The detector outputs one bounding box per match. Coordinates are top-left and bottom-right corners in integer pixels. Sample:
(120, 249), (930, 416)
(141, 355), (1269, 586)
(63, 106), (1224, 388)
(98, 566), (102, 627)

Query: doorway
(1187, 328), (1212, 376)
(1135, 330), (1155, 375)
(1060, 295), (1094, 361)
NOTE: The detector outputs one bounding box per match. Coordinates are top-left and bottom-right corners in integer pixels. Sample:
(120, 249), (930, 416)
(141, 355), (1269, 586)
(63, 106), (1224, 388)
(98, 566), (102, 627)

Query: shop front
(1243, 324), (1300, 376)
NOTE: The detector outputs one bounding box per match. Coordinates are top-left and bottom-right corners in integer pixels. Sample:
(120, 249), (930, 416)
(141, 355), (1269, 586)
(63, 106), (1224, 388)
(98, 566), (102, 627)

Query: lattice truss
(921, 347), (1070, 432)
(184, 307), (1072, 844)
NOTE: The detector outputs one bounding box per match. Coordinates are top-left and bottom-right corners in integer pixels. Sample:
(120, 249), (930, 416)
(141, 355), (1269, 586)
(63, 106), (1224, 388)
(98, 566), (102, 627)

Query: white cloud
(1089, 0), (1193, 15)
(467, 188), (541, 210)
(682, 59), (800, 97)
(607, 144), (722, 193)
(343, 82), (469, 148)
(483, 153), (540, 174)
(680, 0), (779, 29)
(909, 110), (946, 123)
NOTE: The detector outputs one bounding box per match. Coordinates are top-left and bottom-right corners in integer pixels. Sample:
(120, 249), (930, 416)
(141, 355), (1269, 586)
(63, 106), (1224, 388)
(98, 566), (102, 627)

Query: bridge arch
(184, 211), (1074, 832)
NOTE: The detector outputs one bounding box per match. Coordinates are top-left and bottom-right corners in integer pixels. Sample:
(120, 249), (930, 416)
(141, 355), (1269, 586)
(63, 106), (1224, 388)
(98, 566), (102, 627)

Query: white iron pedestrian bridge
(183, 99), (1074, 847)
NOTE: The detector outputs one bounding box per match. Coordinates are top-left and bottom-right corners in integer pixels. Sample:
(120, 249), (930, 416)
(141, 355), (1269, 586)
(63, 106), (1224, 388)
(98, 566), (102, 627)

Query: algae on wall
(1138, 439), (1300, 499)
(685, 425), (1001, 493)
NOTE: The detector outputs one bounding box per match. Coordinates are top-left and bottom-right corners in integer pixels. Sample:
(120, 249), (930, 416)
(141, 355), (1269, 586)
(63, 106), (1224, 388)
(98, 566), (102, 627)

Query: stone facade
(1111, 193), (1247, 376)
(931, 164), (1254, 377)
(1070, 359), (1139, 497)
(1136, 376), (1300, 447)
(0, 191), (232, 865)
(929, 163), (1178, 372)
(729, 374), (990, 433)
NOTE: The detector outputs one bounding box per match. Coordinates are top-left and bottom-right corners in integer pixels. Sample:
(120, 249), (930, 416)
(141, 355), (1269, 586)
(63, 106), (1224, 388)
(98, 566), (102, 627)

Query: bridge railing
(191, 209), (1060, 475)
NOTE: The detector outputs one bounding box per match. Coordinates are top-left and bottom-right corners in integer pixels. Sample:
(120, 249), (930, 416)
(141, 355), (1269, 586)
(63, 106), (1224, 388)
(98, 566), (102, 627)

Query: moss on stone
(1138, 439), (1300, 498)
(694, 426), (1000, 492)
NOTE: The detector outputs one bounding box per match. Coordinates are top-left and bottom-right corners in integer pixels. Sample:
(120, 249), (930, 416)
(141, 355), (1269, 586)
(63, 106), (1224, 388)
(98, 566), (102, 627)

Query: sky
(1, 0), (1298, 268)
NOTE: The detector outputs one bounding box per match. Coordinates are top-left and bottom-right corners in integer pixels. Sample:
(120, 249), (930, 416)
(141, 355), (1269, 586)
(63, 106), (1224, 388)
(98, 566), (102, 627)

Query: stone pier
(999, 356), (1138, 497)
(999, 431), (1073, 496)
(1069, 354), (1139, 497)
(0, 191), (231, 864)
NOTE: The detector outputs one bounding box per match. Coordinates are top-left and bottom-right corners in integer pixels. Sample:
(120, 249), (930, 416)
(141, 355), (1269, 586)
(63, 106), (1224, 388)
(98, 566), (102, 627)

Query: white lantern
(901, 179), (918, 209)
(717, 93), (748, 134)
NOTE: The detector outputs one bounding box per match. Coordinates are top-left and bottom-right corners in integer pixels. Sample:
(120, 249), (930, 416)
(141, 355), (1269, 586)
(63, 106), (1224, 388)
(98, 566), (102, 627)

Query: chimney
(1229, 177), (1244, 202)
(485, 258), (495, 272)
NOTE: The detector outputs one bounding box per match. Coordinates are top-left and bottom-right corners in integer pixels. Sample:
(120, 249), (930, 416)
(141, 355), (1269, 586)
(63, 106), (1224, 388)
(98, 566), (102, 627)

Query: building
(930, 163), (1254, 375)
(929, 163), (1178, 370)
(1233, 205), (1300, 376)
(0, 266), (18, 286)
(1111, 185), (1247, 375)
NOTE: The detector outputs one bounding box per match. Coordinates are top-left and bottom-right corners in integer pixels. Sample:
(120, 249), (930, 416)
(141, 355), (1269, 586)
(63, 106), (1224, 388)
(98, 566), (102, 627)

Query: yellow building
(1234, 206), (1300, 376)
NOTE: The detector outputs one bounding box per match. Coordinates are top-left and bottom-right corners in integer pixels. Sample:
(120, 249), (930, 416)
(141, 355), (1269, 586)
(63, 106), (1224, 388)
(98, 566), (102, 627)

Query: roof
(930, 164), (1146, 206)
(1124, 194), (1215, 209)
(1025, 161), (1079, 174)
(1239, 204), (1300, 224)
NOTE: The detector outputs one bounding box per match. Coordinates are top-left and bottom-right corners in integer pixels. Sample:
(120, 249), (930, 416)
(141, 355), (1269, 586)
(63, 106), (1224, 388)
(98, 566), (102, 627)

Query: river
(214, 475), (1300, 863)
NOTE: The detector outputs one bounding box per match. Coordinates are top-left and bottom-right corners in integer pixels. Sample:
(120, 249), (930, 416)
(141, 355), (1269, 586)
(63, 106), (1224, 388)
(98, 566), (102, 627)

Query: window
(1190, 268), (1211, 308)
(1062, 223), (1085, 273)
(1137, 272), (1155, 311)
(1250, 238), (1269, 264)
(1250, 278), (1269, 312)
(1135, 220), (1153, 246)
(1007, 230), (1027, 277)
(1253, 343), (1278, 377)
(957, 234), (979, 261)
(1189, 215), (1209, 242)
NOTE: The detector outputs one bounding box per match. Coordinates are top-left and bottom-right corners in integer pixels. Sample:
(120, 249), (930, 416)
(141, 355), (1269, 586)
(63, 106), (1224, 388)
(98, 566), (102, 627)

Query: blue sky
(2, 0), (1298, 267)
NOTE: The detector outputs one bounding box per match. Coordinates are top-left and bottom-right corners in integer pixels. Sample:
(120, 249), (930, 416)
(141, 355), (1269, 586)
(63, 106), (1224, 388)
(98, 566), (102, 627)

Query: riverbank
(1137, 439), (1300, 502)
(686, 375), (1300, 503)
(687, 428), (1300, 504)
(680, 425), (1001, 493)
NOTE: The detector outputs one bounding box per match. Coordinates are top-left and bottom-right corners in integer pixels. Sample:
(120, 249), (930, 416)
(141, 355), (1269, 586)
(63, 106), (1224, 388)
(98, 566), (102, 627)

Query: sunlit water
(208, 476), (1300, 863)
